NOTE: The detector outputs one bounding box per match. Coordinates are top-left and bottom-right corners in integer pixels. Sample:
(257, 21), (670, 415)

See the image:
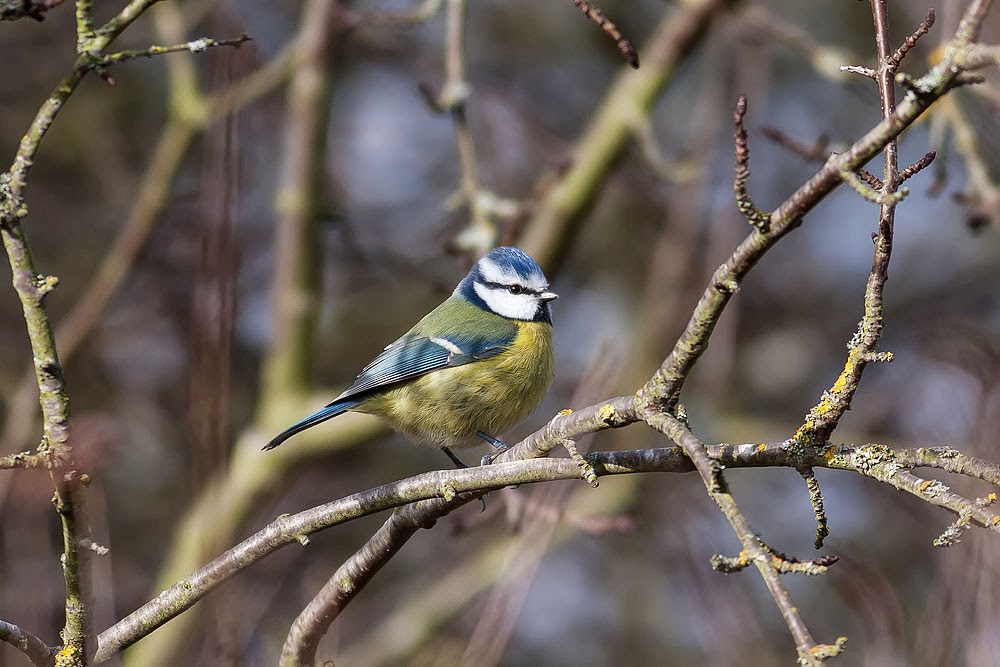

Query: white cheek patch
(474, 282), (538, 320)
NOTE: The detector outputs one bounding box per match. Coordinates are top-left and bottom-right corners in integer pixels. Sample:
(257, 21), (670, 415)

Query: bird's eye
(507, 284), (525, 295)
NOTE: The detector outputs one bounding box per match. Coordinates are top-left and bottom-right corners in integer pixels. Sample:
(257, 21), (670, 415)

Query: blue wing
(336, 330), (512, 398)
(263, 326), (516, 451)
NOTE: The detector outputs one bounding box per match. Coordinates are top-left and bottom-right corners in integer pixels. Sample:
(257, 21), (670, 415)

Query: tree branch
(0, 619), (56, 667)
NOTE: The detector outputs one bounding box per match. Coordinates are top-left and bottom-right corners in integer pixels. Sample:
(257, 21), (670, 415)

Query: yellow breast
(361, 321), (554, 449)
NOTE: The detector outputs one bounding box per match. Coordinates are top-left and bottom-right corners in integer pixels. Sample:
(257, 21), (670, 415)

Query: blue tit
(263, 246), (557, 467)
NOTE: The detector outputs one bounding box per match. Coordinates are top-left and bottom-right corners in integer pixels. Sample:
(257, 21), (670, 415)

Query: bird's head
(456, 247), (558, 323)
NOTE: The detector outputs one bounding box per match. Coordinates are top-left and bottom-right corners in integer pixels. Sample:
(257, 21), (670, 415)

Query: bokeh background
(2, 1), (1000, 665)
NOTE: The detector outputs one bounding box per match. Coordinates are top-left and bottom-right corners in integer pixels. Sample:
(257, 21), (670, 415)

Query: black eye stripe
(479, 279), (540, 295)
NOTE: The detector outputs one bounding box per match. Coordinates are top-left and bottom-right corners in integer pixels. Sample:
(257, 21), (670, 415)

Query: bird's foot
(476, 431), (509, 465)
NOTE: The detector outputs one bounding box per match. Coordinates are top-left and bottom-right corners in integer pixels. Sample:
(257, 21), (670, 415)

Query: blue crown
(483, 246), (544, 281)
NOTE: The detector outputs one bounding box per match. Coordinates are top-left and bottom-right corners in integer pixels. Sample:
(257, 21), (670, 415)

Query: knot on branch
(806, 637), (848, 662)
(597, 402), (628, 427)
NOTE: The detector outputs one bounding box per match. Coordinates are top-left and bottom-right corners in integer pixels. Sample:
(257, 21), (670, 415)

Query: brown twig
(643, 413), (845, 665)
(897, 150), (936, 184)
(571, 0), (639, 68)
(793, 0), (911, 446)
(521, 0), (732, 273)
(733, 95), (769, 232)
(0, 0), (66, 21)
(887, 8), (934, 70)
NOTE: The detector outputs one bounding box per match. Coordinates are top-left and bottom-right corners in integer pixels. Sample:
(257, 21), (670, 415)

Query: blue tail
(262, 397), (363, 451)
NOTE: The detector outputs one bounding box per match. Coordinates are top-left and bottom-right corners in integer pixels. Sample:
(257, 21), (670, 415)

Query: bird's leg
(442, 447), (469, 469)
(476, 431), (509, 466)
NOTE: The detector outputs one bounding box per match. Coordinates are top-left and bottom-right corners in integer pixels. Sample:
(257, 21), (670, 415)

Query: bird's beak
(539, 291), (559, 302)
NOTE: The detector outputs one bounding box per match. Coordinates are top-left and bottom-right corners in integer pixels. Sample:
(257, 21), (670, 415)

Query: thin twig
(643, 413), (844, 665)
(887, 8), (934, 70)
(571, 0), (639, 68)
(0, 619), (56, 667)
(90, 33), (251, 68)
(732, 94), (769, 232)
(521, 0), (731, 272)
(799, 468), (831, 549)
(793, 0), (905, 446)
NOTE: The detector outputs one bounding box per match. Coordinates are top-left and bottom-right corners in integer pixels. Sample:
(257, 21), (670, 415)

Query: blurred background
(2, 0), (999, 665)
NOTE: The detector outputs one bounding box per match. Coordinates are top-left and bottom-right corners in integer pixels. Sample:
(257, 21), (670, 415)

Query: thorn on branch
(840, 64), (877, 80)
(799, 468), (830, 549)
(898, 150), (936, 184)
(887, 8), (935, 71)
(732, 95), (770, 233)
(571, 0), (639, 68)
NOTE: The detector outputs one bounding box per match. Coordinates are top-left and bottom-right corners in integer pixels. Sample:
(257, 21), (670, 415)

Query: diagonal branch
(0, 619), (56, 667)
(642, 412), (844, 665)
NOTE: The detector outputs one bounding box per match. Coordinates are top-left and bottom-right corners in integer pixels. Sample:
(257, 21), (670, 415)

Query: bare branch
(0, 619), (56, 667)
(732, 95), (770, 232)
(800, 468), (831, 549)
(571, 0), (639, 68)
(643, 413), (843, 665)
(887, 8), (935, 70)
(0, 0), (66, 21)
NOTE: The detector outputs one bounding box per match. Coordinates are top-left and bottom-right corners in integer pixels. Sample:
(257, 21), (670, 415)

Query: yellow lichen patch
(988, 493), (998, 503)
(598, 403), (618, 425)
(991, 515), (1000, 526)
(830, 350), (860, 394)
(558, 408), (573, 417)
(919, 480), (934, 493)
(55, 644), (82, 667)
(756, 443), (767, 453)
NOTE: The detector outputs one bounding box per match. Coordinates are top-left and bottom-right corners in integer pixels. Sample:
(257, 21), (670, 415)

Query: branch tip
(888, 8), (935, 70)
(732, 95), (769, 232)
(800, 469), (830, 549)
(898, 150), (936, 184)
(571, 0), (639, 68)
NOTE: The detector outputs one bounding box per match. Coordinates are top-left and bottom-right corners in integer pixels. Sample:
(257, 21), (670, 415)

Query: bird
(263, 246), (557, 468)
